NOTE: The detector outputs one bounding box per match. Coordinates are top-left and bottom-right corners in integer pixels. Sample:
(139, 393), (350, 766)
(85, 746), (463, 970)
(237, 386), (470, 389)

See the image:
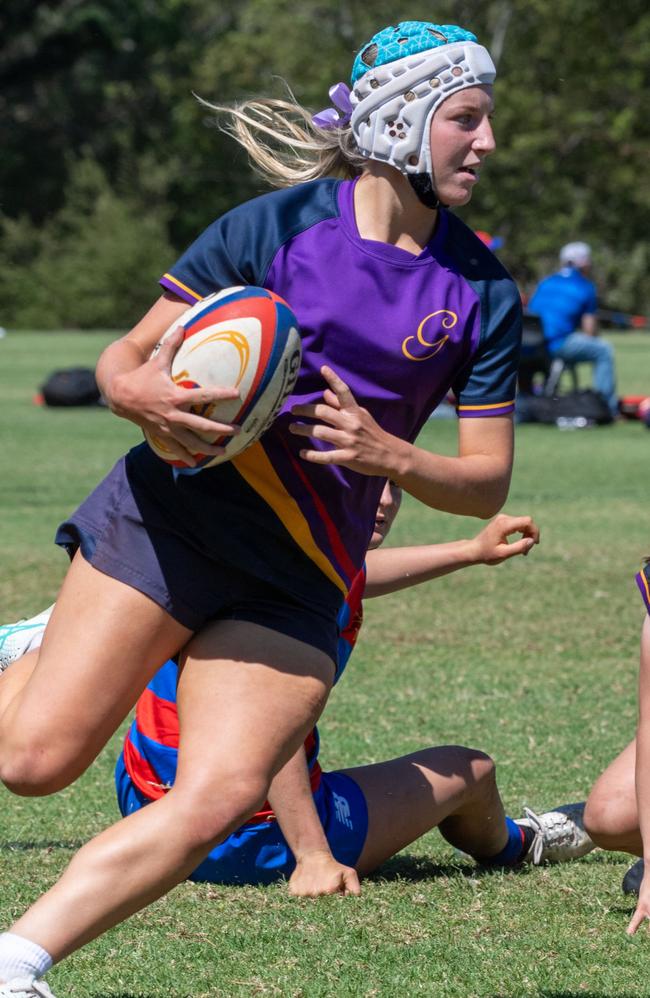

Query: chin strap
(408, 173), (443, 210)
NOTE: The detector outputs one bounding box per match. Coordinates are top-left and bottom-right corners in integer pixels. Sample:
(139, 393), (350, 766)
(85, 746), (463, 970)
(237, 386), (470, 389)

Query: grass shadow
(604, 903), (636, 916)
(0, 840), (83, 851)
(367, 853), (537, 883)
(368, 854), (467, 882)
(540, 993), (641, 997)
(371, 849), (632, 885)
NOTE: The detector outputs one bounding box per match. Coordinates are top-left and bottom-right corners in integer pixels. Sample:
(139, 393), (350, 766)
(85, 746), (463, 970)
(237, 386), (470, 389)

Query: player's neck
(354, 166), (438, 256)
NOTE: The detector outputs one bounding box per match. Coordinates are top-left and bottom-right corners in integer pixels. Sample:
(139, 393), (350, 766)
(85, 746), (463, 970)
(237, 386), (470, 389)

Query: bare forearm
(289, 369), (513, 516)
(96, 294), (189, 415)
(267, 749), (330, 860)
(96, 338), (150, 413)
(388, 439), (511, 518)
(92, 295), (237, 463)
(363, 512), (537, 598)
(364, 540), (476, 597)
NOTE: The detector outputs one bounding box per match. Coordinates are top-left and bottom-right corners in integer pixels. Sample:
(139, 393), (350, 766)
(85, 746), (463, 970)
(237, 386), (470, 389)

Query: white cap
(559, 242), (592, 268)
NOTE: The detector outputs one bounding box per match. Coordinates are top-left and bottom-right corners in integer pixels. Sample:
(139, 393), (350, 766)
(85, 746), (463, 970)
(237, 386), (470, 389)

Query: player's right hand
(110, 326), (242, 466)
(627, 872), (650, 935)
(470, 513), (540, 565)
(288, 848), (361, 898)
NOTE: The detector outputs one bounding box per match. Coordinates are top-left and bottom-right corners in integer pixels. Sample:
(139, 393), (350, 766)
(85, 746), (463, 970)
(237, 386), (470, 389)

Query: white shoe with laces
(517, 802), (595, 864)
(0, 980), (57, 997)
(0, 607), (53, 673)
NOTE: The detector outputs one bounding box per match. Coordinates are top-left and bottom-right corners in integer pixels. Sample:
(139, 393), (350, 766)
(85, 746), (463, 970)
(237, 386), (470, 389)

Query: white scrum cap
(349, 22), (496, 183)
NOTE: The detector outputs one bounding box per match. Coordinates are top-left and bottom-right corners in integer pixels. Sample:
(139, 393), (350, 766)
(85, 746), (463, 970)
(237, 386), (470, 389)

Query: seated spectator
(529, 242), (618, 417)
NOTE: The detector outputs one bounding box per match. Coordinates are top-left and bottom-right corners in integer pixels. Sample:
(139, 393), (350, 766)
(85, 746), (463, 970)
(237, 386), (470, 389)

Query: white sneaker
(0, 980), (57, 997)
(517, 802), (596, 864)
(0, 607), (53, 673)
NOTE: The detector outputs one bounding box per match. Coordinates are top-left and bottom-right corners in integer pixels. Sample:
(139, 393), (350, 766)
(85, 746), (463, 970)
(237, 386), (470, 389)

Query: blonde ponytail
(195, 89), (366, 188)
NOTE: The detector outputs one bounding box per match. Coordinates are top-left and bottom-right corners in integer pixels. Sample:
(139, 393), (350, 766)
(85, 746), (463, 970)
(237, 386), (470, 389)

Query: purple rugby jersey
(637, 563), (650, 616)
(154, 177), (521, 596)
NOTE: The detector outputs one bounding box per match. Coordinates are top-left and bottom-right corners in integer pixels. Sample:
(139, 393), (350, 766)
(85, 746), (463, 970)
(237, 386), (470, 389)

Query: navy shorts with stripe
(55, 453), (342, 663)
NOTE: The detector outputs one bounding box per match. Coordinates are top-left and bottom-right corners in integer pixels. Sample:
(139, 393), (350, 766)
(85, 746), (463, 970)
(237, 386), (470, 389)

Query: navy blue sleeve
(454, 276), (522, 417)
(160, 180), (340, 303)
(441, 215), (522, 418)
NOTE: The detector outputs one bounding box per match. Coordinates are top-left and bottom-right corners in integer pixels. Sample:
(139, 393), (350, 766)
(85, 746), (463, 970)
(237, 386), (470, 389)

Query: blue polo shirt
(528, 267), (597, 354)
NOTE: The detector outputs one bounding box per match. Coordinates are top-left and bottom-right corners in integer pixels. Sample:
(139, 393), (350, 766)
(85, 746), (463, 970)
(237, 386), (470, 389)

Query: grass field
(1, 330), (650, 997)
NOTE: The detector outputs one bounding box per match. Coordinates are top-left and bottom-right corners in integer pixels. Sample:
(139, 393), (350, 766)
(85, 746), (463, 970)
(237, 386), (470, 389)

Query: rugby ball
(145, 286), (301, 469)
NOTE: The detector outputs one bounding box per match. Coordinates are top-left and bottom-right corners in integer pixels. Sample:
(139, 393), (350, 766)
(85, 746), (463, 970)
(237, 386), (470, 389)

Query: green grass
(1, 330), (650, 997)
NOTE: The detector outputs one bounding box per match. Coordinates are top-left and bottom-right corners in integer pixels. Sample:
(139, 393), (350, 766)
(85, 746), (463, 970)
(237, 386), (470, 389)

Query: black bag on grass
(527, 389), (613, 426)
(41, 367), (102, 407)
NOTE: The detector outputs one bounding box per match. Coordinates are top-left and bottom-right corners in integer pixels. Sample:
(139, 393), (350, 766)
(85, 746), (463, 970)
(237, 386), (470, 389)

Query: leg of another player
(584, 739), (641, 854)
(340, 745), (512, 875)
(4, 620), (334, 967)
(0, 552), (192, 796)
(0, 650), (39, 714)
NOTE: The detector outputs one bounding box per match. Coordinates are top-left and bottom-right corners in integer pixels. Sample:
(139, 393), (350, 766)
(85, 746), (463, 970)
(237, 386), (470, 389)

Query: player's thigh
(340, 745), (486, 875)
(0, 552), (191, 788)
(175, 619), (335, 797)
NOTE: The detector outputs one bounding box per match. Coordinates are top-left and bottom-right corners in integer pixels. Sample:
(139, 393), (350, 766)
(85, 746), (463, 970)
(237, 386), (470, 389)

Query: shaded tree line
(1, 0), (648, 327)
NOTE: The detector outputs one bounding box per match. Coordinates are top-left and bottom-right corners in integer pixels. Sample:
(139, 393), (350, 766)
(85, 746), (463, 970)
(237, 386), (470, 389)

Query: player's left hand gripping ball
(145, 286), (302, 469)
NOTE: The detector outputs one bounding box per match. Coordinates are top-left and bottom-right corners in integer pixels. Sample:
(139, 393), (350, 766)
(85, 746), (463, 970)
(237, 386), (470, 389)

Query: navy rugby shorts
(55, 456), (341, 663)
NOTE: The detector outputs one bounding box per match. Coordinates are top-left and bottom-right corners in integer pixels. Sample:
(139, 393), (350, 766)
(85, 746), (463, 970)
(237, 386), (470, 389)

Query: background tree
(1, 0), (648, 327)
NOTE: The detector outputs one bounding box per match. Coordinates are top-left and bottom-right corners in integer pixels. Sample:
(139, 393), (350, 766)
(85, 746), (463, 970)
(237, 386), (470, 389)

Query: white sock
(0, 932), (53, 981)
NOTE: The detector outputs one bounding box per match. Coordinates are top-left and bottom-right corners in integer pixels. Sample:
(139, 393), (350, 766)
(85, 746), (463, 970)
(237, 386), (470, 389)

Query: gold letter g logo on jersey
(402, 309), (457, 362)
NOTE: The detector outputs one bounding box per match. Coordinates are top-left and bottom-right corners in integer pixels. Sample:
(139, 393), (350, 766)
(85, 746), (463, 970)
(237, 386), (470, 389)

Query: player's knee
(217, 770), (270, 826)
(465, 748), (497, 790)
(170, 770), (270, 849)
(431, 745), (496, 798)
(583, 791), (622, 847)
(0, 742), (77, 796)
(441, 745), (494, 777)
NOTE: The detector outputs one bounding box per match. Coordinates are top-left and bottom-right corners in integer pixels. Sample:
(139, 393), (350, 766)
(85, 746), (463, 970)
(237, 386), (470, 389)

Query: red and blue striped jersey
(122, 566), (367, 820)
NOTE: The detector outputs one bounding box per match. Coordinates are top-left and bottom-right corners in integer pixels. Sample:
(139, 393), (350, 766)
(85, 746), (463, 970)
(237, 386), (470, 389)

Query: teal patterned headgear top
(351, 21), (479, 85)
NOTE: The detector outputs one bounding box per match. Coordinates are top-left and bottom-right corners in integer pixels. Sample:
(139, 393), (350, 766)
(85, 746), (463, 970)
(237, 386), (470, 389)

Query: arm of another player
(363, 513), (539, 598)
(267, 748), (361, 898)
(627, 615), (650, 935)
(96, 293), (241, 466)
(290, 366), (513, 518)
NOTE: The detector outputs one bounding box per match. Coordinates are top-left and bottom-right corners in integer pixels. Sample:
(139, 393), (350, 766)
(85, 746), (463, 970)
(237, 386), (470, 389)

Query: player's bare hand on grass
(469, 514), (540, 565)
(290, 366), (397, 476)
(627, 874), (650, 935)
(111, 325), (241, 465)
(288, 849), (361, 898)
